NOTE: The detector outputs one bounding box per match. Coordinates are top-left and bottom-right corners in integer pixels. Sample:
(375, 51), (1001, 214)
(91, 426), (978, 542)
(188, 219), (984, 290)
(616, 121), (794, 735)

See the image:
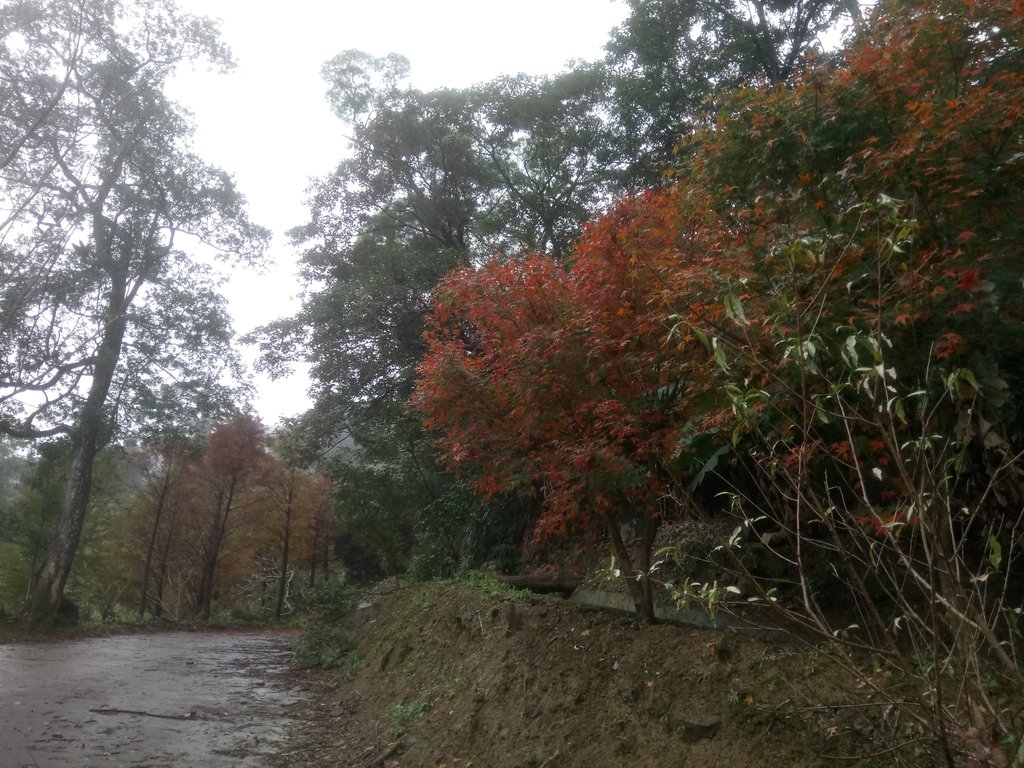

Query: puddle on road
(0, 631), (307, 768)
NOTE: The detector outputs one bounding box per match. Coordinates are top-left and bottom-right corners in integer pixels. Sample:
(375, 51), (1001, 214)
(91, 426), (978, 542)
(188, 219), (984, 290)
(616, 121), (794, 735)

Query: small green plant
(385, 696), (431, 735)
(205, 610), (243, 629)
(665, 578), (742, 618)
(307, 574), (356, 623)
(337, 649), (362, 678)
(414, 592), (436, 615)
(458, 571), (521, 601)
(293, 623), (357, 669)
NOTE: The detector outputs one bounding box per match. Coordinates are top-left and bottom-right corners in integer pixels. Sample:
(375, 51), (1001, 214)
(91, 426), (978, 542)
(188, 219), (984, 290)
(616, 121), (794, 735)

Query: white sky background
(166, 0), (630, 427)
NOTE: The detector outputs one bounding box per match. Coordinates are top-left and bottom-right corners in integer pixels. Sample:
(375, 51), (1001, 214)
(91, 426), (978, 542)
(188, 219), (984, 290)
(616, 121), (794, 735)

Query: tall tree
(131, 439), (193, 618)
(475, 67), (623, 259)
(249, 53), (497, 579)
(0, 0), (267, 622)
(605, 0), (858, 184)
(191, 415), (267, 621)
(256, 51), (490, 411)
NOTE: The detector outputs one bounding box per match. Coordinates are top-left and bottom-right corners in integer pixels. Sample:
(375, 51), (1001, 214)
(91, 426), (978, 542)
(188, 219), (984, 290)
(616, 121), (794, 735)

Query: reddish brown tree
(413, 211), (715, 621)
(191, 416), (269, 621)
(131, 440), (193, 618)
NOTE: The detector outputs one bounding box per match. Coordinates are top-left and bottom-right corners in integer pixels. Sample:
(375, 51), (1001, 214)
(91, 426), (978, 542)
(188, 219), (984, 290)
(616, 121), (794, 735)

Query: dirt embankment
(276, 582), (881, 768)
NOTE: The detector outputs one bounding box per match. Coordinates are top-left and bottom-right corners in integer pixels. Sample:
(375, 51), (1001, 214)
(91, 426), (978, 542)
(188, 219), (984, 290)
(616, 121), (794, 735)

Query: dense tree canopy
(605, 0), (860, 184)
(417, 0), (1024, 566)
(248, 51), (639, 577)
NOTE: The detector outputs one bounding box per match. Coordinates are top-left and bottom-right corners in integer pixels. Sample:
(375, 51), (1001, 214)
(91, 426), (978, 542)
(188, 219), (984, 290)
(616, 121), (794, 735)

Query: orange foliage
(415, 0), (1024, 542)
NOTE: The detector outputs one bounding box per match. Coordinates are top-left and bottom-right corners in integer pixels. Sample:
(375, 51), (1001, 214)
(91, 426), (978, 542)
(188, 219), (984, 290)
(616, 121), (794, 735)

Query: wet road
(0, 630), (306, 767)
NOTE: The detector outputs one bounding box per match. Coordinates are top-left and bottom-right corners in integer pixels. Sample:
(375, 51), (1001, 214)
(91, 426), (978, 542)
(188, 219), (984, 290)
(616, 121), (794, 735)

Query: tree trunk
(152, 500), (180, 619)
(25, 250), (128, 624)
(195, 485), (233, 621)
(25, 438), (99, 622)
(195, 509), (226, 622)
(604, 510), (657, 624)
(196, 551), (218, 621)
(195, 525), (219, 621)
(274, 471), (295, 622)
(153, 573), (166, 618)
(138, 474), (173, 618)
(275, 521), (291, 621)
(309, 545), (318, 589)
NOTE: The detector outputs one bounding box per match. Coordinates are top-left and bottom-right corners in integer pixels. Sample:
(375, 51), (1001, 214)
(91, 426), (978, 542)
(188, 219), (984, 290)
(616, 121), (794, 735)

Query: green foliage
(474, 67), (624, 258)
(457, 571), (524, 603)
(319, 413), (427, 580)
(604, 0), (857, 185)
(0, 441), (68, 610)
(0, 441), (138, 619)
(409, 482), (525, 579)
(385, 696), (431, 736)
(292, 575), (358, 669)
(0, 543), (30, 614)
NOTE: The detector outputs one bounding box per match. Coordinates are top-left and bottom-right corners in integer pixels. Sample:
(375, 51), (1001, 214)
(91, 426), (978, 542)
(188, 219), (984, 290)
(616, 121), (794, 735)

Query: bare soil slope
(276, 582), (880, 768)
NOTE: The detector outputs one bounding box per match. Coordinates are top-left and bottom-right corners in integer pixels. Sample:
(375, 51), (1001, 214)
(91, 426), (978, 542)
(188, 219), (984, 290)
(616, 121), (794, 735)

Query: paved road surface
(0, 630), (306, 767)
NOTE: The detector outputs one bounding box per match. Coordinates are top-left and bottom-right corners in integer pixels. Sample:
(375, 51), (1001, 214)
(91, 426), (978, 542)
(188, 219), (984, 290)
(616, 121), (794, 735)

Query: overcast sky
(166, 0), (630, 426)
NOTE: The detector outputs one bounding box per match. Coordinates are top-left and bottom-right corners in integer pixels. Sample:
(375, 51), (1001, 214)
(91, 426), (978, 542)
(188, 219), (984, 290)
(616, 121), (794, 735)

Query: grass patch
(385, 696), (431, 735)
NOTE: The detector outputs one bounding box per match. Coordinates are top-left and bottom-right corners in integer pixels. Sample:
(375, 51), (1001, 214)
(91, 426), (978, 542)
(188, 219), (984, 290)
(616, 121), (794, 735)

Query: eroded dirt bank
(277, 582), (885, 768)
(1, 629), (306, 768)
